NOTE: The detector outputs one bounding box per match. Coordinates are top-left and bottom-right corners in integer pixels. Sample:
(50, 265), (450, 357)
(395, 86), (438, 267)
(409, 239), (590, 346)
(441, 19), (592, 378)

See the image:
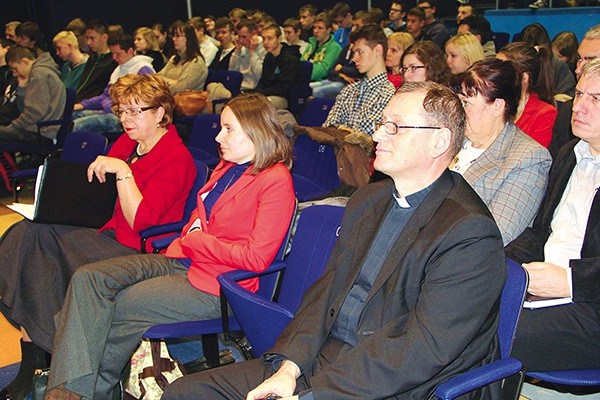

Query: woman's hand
(87, 156), (131, 183)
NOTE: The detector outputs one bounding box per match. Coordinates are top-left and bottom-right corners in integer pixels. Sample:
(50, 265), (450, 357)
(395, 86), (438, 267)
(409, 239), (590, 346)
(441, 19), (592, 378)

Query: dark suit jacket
(270, 170), (506, 399)
(506, 140), (600, 310)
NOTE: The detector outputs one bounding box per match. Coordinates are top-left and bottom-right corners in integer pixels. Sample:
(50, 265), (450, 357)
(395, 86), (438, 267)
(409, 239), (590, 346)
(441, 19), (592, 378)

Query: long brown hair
(224, 93), (292, 174)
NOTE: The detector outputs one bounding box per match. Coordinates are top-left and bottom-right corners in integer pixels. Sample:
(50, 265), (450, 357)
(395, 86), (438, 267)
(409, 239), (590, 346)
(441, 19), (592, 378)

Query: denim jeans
(73, 110), (122, 133)
(309, 79), (345, 99)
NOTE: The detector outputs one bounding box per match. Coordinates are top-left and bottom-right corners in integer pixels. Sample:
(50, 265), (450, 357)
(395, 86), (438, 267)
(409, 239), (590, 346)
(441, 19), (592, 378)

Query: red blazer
(165, 161), (295, 296)
(516, 92), (557, 148)
(100, 124), (196, 250)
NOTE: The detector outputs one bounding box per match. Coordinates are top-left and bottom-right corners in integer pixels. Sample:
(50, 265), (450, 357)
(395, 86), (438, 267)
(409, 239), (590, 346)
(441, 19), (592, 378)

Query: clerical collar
(393, 183), (434, 209)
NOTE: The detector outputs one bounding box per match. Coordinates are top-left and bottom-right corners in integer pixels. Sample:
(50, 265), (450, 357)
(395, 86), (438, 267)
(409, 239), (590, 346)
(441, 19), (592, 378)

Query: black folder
(9, 158), (118, 228)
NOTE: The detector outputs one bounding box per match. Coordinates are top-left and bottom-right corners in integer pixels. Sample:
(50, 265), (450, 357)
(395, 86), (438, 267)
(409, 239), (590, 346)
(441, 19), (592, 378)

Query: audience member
(445, 33), (484, 75)
(552, 31), (579, 78)
(0, 39), (19, 126)
(109, 24), (124, 37)
(388, 1), (407, 32)
(449, 58), (551, 244)
(309, 11), (367, 99)
(0, 39), (15, 94)
(0, 45), (65, 145)
(549, 24), (600, 158)
(53, 30), (89, 90)
(301, 12), (343, 82)
(65, 18), (88, 53)
(4, 21), (20, 42)
(75, 20), (117, 102)
(230, 19), (267, 91)
(506, 57), (600, 373)
(283, 18), (308, 56)
(162, 80), (506, 400)
(417, 0), (449, 49)
(386, 32), (414, 88)
(203, 15), (216, 39)
(405, 7), (431, 43)
(521, 22), (576, 97)
(456, 3), (476, 24)
(43, 93), (295, 400)
(498, 42), (557, 148)
(253, 23), (303, 109)
(151, 23), (175, 59)
(331, 2), (353, 48)
(15, 22), (46, 57)
(228, 7), (247, 28)
(133, 27), (165, 72)
(158, 21), (208, 95)
(0, 73), (196, 400)
(72, 34), (155, 134)
(323, 25), (395, 136)
(209, 17), (236, 71)
(458, 15), (496, 58)
(188, 16), (219, 66)
(401, 41), (451, 83)
(298, 4), (317, 42)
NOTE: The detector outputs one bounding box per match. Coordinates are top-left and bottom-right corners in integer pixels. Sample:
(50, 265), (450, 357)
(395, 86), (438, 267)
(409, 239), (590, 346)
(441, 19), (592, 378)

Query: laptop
(8, 158), (118, 228)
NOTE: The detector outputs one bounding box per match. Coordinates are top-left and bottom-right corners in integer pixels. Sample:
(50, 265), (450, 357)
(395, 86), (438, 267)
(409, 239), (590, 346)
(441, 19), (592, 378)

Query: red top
(387, 72), (403, 90)
(100, 124), (196, 250)
(516, 92), (557, 148)
(165, 161), (295, 296)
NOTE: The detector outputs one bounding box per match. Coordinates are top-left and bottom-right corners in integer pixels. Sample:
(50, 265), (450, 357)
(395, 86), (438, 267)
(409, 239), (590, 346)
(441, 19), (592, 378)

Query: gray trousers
(47, 254), (222, 400)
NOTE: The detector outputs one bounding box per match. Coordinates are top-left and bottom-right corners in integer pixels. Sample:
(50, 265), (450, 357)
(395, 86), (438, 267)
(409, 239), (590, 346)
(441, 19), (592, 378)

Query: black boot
(0, 339), (49, 400)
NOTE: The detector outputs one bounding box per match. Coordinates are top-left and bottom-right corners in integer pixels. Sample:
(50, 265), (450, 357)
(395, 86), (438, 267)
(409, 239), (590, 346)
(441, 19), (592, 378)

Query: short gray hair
(581, 57), (600, 79)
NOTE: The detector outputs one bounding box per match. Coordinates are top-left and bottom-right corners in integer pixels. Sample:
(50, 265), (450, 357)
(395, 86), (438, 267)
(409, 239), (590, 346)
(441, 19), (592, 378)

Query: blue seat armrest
(150, 233), (181, 253)
(139, 222), (185, 254)
(219, 261), (287, 283)
(434, 358), (522, 400)
(37, 119), (67, 128)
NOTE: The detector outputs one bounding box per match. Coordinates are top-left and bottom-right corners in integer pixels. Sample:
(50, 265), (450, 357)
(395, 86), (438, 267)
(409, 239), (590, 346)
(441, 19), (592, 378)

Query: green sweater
(301, 34), (342, 82)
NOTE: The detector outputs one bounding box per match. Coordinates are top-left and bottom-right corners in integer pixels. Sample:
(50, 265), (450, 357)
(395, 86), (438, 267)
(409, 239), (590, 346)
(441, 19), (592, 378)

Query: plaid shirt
(323, 71), (395, 135)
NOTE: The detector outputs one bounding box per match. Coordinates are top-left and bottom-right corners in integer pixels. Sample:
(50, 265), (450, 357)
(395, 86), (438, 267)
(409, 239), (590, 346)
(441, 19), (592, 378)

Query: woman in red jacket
(44, 93), (296, 400)
(0, 73), (195, 400)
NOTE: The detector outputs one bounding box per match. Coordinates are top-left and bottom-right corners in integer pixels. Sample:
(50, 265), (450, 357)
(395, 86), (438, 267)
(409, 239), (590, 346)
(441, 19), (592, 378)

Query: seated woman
(134, 26), (165, 72)
(44, 93), (296, 400)
(497, 42), (557, 148)
(448, 58), (551, 245)
(445, 33), (485, 75)
(400, 41), (451, 84)
(0, 73), (196, 399)
(385, 32), (413, 89)
(158, 21), (208, 95)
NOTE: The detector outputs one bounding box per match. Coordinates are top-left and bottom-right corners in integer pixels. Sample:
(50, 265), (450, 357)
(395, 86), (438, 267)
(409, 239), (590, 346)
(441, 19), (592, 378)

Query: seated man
(163, 81), (507, 400)
(301, 12), (342, 82)
(229, 19), (267, 91)
(253, 23), (303, 109)
(506, 58), (600, 372)
(0, 39), (20, 126)
(189, 16), (218, 66)
(0, 45), (65, 145)
(298, 4), (317, 42)
(209, 17), (236, 71)
(53, 30), (89, 90)
(75, 20), (117, 102)
(457, 15), (496, 59)
(418, 0), (449, 49)
(388, 1), (407, 33)
(323, 25), (395, 136)
(406, 7), (432, 43)
(72, 33), (154, 133)
(282, 18), (308, 56)
(331, 2), (353, 48)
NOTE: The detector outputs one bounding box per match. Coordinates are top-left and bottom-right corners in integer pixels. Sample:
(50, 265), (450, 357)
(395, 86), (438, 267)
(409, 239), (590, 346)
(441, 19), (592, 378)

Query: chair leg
(225, 331), (254, 360)
(201, 334), (220, 369)
(501, 371), (525, 400)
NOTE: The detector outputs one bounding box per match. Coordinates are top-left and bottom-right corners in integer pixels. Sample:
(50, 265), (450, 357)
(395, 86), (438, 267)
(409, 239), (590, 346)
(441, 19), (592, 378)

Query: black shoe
(0, 388), (27, 400)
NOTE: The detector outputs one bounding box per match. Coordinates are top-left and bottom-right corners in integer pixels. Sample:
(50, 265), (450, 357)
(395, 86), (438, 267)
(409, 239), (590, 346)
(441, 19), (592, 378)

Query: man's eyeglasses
(373, 121), (441, 135)
(419, 5), (432, 10)
(115, 106), (156, 118)
(400, 65), (426, 74)
(390, 8), (403, 12)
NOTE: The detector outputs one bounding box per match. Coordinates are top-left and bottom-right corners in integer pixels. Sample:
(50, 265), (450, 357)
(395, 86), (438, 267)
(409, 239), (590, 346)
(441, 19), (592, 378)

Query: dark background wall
(0, 0), (455, 49)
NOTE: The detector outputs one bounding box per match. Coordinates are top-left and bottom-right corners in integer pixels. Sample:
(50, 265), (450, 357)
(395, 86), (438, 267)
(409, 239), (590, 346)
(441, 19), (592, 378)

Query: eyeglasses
(171, 33), (185, 38)
(400, 65), (426, 74)
(390, 8), (403, 12)
(419, 6), (432, 10)
(373, 121), (441, 135)
(115, 106), (156, 118)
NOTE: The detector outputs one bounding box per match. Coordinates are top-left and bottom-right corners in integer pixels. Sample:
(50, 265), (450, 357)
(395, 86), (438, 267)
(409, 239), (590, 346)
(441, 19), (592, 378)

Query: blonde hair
(446, 33), (485, 67)
(388, 32), (414, 53)
(134, 27), (161, 52)
(110, 74), (174, 127)
(53, 30), (78, 47)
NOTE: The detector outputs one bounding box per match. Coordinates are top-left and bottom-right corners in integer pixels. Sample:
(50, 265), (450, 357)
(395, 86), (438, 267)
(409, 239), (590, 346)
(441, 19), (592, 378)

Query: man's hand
(246, 360), (300, 400)
(73, 103), (84, 111)
(234, 35), (244, 52)
(522, 261), (571, 298)
(248, 35), (260, 52)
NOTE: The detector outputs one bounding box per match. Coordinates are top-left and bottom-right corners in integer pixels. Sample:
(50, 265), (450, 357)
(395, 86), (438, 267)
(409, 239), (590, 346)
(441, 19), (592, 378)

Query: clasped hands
(522, 261), (571, 298)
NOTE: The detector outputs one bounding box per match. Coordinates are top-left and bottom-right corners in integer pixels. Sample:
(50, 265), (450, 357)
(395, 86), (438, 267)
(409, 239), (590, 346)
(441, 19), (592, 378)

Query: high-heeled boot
(0, 339), (49, 400)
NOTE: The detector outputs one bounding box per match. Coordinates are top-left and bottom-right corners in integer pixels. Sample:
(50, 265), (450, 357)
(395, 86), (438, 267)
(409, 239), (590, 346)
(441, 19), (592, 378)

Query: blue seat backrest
(188, 114), (221, 159)
(276, 205), (345, 313)
(292, 135), (341, 191)
(297, 98), (335, 127)
(182, 159), (210, 221)
(56, 88), (77, 148)
(60, 131), (108, 165)
(300, 61), (313, 86)
(205, 70), (243, 97)
(499, 258), (528, 357)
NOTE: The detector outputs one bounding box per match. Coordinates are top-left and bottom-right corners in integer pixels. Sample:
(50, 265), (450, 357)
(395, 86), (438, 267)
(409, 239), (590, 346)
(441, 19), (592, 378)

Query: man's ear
(431, 127), (452, 159)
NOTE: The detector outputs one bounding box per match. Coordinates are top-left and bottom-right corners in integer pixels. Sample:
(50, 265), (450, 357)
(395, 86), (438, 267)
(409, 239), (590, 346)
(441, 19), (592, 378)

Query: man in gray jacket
(0, 45), (66, 145)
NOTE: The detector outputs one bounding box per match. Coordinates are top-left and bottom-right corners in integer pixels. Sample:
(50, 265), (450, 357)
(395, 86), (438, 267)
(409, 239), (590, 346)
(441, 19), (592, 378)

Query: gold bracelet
(116, 172), (133, 181)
